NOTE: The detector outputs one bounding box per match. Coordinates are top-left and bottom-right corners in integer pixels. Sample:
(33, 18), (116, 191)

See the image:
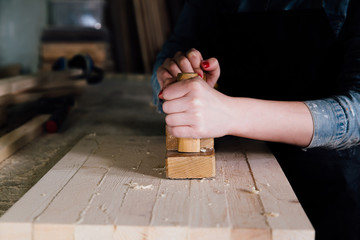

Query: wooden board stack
(165, 73), (216, 179)
(0, 135), (314, 240)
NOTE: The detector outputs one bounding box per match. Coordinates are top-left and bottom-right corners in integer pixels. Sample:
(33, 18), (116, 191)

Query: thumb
(201, 58), (220, 87)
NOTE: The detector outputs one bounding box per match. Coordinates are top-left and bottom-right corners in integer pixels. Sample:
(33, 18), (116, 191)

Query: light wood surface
(0, 115), (50, 163)
(0, 135), (314, 239)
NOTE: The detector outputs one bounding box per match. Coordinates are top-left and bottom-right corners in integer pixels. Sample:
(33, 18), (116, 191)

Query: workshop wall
(0, 0), (47, 74)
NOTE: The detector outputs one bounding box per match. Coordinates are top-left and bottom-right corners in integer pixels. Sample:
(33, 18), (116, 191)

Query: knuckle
(158, 69), (167, 79)
(171, 127), (181, 137)
(178, 56), (190, 68)
(174, 51), (183, 56)
(162, 102), (169, 113)
(210, 57), (219, 66)
(165, 115), (172, 126)
(188, 79), (203, 91)
(168, 64), (179, 74)
(193, 111), (203, 122)
(187, 48), (199, 57)
(189, 98), (203, 109)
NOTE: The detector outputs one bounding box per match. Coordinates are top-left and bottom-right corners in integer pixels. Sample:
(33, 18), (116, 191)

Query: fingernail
(198, 72), (203, 79)
(202, 61), (210, 69)
(158, 89), (164, 99)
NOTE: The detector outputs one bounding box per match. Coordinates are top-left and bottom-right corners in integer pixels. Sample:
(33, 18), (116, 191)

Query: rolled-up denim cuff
(150, 64), (164, 113)
(304, 99), (347, 149)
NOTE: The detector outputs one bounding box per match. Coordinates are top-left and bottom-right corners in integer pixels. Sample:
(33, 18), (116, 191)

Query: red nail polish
(202, 61), (210, 69)
(198, 72), (203, 79)
(158, 90), (164, 99)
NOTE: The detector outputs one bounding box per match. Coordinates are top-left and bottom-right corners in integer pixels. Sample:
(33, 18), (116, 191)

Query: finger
(167, 125), (196, 138)
(163, 77), (203, 100)
(162, 97), (189, 114)
(201, 58), (221, 87)
(156, 67), (172, 89)
(173, 51), (194, 73)
(186, 48), (204, 78)
(162, 58), (181, 77)
(163, 76), (177, 89)
(165, 112), (192, 127)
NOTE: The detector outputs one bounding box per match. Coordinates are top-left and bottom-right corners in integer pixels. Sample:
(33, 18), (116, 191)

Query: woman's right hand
(156, 48), (220, 91)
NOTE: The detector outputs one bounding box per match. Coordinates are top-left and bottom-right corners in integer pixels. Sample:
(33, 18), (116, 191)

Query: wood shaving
(126, 182), (154, 190)
(153, 167), (166, 171)
(263, 212), (279, 217)
(250, 186), (260, 194)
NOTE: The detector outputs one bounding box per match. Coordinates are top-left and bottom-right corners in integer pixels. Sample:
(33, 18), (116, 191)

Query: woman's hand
(156, 48), (220, 91)
(162, 76), (233, 138)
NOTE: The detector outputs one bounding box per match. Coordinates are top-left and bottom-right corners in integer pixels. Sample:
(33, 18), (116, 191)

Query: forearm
(226, 97), (314, 147)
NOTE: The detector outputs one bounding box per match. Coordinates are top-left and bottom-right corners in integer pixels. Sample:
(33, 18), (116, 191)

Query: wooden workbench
(0, 75), (314, 239)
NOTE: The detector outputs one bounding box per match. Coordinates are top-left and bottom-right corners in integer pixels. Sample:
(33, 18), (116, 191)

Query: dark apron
(199, 8), (360, 240)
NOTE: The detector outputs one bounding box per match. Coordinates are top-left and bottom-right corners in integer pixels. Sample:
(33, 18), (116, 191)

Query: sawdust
(250, 186), (261, 194)
(263, 212), (279, 217)
(126, 181), (154, 190)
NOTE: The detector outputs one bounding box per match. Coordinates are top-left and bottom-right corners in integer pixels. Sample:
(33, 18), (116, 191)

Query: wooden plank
(0, 70), (82, 97)
(41, 42), (108, 62)
(0, 115), (51, 164)
(244, 140), (315, 240)
(216, 137), (271, 240)
(0, 134), (99, 239)
(0, 135), (314, 239)
(0, 64), (21, 79)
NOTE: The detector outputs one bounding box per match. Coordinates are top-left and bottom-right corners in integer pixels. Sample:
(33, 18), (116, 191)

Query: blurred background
(0, 0), (185, 76)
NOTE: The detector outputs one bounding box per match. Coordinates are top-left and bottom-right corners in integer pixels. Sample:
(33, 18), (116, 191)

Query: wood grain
(166, 150), (216, 179)
(0, 135), (314, 240)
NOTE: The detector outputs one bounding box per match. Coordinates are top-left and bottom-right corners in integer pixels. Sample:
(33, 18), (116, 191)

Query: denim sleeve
(304, 91), (360, 149)
(305, 2), (360, 149)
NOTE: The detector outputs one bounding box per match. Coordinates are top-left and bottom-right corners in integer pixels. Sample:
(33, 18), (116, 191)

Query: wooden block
(178, 138), (200, 153)
(165, 127), (177, 150)
(166, 127), (214, 151)
(201, 138), (214, 150)
(166, 149), (215, 179)
(0, 115), (50, 163)
(0, 135), (314, 240)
